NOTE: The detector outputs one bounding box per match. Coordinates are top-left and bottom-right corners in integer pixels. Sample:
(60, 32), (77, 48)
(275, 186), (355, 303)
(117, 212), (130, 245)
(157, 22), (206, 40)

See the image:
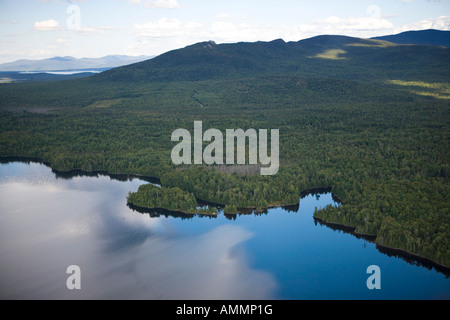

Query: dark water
(0, 162), (448, 300)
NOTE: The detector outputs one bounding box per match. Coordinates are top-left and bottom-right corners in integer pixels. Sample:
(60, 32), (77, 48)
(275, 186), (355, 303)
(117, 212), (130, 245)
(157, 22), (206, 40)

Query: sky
(0, 0), (449, 63)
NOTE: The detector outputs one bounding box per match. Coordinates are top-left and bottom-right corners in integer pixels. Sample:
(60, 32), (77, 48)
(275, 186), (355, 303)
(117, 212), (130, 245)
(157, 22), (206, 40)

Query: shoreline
(0, 156), (161, 184)
(1, 156), (448, 276)
(313, 216), (377, 241)
(314, 217), (450, 277)
(126, 201), (218, 217)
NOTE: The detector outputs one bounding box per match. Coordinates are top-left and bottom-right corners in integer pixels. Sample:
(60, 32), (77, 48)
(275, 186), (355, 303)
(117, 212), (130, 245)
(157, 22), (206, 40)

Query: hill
(0, 55), (153, 72)
(371, 29), (450, 47)
(95, 35), (450, 84)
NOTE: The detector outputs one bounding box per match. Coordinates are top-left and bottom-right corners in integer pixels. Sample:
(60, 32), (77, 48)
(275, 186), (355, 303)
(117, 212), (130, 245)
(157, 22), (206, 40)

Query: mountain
(0, 55), (154, 72)
(371, 29), (450, 47)
(94, 35), (450, 84)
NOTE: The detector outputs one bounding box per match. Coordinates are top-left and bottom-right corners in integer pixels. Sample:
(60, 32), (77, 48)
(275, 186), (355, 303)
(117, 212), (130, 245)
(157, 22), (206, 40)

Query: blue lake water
(0, 161), (448, 300)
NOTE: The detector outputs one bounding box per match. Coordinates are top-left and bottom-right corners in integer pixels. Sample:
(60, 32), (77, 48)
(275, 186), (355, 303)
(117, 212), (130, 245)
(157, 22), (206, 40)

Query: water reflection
(0, 162), (276, 299)
(53, 169), (161, 185)
(128, 196), (298, 221)
(0, 161), (449, 300)
(0, 156), (161, 184)
(127, 203), (215, 220)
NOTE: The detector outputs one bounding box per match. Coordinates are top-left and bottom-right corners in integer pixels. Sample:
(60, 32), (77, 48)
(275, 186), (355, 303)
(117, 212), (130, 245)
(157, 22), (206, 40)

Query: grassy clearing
(312, 49), (347, 60)
(388, 80), (450, 99)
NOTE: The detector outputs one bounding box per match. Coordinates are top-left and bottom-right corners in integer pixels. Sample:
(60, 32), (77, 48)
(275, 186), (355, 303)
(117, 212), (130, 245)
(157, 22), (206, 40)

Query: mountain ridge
(0, 54), (154, 72)
(94, 32), (450, 84)
(371, 29), (450, 47)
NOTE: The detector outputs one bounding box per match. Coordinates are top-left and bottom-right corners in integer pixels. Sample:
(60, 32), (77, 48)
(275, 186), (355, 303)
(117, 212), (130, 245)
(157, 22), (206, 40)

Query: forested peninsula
(127, 184), (218, 216)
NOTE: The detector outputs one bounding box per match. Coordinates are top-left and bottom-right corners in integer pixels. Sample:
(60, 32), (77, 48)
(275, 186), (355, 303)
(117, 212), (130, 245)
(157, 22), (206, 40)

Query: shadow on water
(128, 196), (297, 221)
(299, 186), (343, 204)
(54, 169), (161, 185)
(222, 204), (299, 221)
(376, 244), (450, 278)
(127, 202), (217, 220)
(303, 188), (450, 278)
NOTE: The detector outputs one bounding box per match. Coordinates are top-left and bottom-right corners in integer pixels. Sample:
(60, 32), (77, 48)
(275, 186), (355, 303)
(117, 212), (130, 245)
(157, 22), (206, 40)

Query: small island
(127, 184), (218, 216)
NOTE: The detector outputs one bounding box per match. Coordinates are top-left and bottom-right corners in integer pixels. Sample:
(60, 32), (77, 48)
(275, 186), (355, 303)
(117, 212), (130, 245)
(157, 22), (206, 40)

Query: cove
(0, 161), (448, 299)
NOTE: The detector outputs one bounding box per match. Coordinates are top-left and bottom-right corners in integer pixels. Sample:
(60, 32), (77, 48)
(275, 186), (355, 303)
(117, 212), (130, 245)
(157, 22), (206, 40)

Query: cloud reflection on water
(0, 164), (277, 299)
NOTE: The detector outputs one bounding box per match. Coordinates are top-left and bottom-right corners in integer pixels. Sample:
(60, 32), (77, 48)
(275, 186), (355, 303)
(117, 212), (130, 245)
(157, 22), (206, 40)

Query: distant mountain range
(371, 29), (450, 47)
(0, 55), (153, 72)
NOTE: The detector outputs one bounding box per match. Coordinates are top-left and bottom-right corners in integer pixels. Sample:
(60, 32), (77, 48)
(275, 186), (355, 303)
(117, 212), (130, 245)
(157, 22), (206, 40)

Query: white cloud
(216, 13), (232, 19)
(38, 0), (88, 2)
(316, 15), (394, 32)
(128, 0), (180, 9)
(76, 26), (114, 34)
(144, 0), (180, 8)
(133, 18), (182, 37)
(56, 38), (68, 44)
(210, 21), (282, 42)
(273, 15), (395, 41)
(46, 38), (68, 51)
(207, 14), (395, 43)
(128, 39), (158, 50)
(184, 21), (205, 32)
(133, 18), (204, 38)
(34, 19), (63, 31)
(131, 12), (398, 49)
(395, 15), (450, 32)
(0, 20), (19, 25)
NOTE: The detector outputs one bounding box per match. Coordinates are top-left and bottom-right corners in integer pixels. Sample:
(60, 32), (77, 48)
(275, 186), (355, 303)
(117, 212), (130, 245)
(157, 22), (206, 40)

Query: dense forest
(0, 35), (448, 267)
(127, 184), (218, 215)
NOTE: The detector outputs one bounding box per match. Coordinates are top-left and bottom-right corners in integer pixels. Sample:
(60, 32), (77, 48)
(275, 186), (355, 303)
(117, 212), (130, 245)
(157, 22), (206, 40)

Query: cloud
(207, 14), (395, 43)
(128, 39), (159, 50)
(133, 18), (204, 38)
(56, 37), (68, 44)
(127, 12), (450, 57)
(34, 19), (63, 31)
(395, 15), (450, 32)
(38, 0), (88, 2)
(34, 19), (112, 34)
(76, 26), (114, 34)
(145, 0), (180, 8)
(211, 21), (282, 42)
(216, 13), (232, 19)
(46, 38), (68, 51)
(0, 20), (20, 25)
(133, 18), (182, 37)
(316, 15), (394, 31)
(132, 12), (397, 48)
(128, 0), (180, 9)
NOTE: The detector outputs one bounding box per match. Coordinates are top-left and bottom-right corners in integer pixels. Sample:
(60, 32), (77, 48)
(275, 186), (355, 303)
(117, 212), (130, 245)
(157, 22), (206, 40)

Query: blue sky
(0, 0), (449, 63)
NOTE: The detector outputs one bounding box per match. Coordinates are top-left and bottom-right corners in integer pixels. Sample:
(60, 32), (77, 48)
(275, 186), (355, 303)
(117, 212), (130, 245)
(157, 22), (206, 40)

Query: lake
(0, 161), (448, 300)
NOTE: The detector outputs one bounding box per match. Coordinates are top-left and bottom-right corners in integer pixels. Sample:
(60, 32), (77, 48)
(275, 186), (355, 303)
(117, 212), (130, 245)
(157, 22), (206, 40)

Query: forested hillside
(0, 35), (448, 268)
